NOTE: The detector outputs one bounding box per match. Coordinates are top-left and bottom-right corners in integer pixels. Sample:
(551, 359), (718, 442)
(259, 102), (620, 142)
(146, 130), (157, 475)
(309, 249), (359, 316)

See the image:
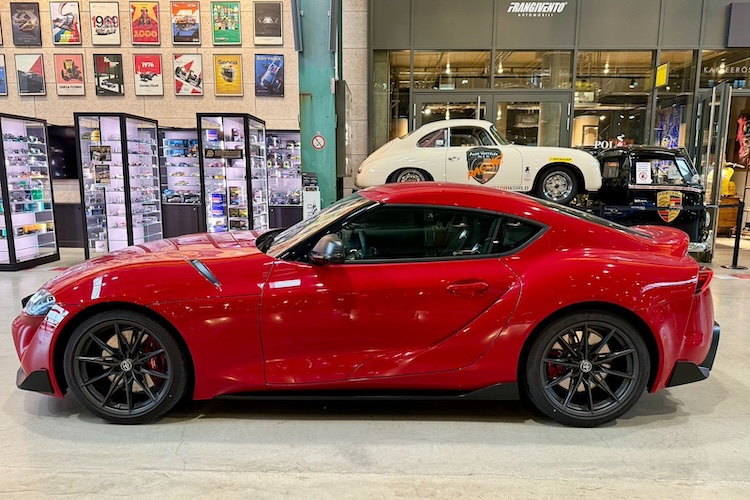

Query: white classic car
(355, 119), (602, 204)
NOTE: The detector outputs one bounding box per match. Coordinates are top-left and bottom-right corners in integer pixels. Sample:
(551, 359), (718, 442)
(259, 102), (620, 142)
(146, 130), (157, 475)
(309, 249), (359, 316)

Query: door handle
(447, 280), (490, 297)
(448, 156), (461, 161)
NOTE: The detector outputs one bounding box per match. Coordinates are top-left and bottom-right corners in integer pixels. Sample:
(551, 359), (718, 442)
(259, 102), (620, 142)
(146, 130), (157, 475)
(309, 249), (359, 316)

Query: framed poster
(15, 54), (45, 95)
(0, 56), (7, 95)
(133, 54), (163, 96)
(254, 1), (282, 45)
(174, 54), (203, 95)
(93, 54), (125, 96)
(211, 1), (241, 45)
(54, 54), (85, 95)
(51, 2), (82, 44)
(255, 54), (284, 97)
(214, 54), (243, 96)
(10, 3), (42, 46)
(90, 2), (121, 45)
(130, 1), (160, 45)
(171, 1), (200, 44)
(0, 16), (3, 45)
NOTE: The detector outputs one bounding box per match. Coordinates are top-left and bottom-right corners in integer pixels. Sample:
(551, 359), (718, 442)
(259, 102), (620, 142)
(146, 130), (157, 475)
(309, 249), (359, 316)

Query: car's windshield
(633, 155), (700, 186)
(489, 125), (510, 146)
(265, 193), (375, 258)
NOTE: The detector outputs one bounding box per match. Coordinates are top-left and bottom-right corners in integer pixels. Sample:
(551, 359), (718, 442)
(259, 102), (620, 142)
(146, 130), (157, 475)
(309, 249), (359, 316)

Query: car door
(260, 205), (522, 385)
(445, 126), (524, 189)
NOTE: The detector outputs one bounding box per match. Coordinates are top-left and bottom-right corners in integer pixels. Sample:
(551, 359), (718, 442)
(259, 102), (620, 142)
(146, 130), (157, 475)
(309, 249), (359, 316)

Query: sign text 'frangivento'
(507, 2), (568, 17)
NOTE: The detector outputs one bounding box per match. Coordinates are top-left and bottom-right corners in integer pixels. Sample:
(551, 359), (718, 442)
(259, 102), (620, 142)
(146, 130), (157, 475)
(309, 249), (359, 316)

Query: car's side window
(417, 129), (447, 148)
(336, 206), (541, 262)
(449, 127), (495, 147)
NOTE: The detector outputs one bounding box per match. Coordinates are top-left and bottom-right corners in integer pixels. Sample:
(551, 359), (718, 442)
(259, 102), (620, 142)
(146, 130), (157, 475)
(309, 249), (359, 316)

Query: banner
(214, 54), (243, 96)
(90, 2), (121, 45)
(134, 54), (163, 96)
(15, 54), (45, 95)
(211, 1), (241, 45)
(171, 1), (200, 44)
(130, 1), (160, 45)
(54, 53), (85, 95)
(255, 54), (284, 97)
(254, 1), (282, 45)
(0, 56), (7, 95)
(10, 3), (42, 46)
(51, 2), (82, 44)
(174, 54), (203, 95)
(93, 53), (125, 96)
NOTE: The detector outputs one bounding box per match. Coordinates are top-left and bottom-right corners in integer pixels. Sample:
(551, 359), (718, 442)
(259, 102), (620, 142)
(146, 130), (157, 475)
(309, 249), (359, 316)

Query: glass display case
(267, 130), (303, 227)
(0, 114), (59, 270)
(159, 128), (203, 238)
(197, 114), (268, 233)
(75, 113), (162, 259)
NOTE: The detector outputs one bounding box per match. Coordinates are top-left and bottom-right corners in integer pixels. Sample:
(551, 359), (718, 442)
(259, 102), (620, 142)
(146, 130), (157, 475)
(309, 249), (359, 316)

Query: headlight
(24, 289), (56, 316)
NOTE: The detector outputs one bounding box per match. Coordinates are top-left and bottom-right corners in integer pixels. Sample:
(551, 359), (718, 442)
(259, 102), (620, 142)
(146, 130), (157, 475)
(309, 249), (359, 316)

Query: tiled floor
(1, 247), (749, 498)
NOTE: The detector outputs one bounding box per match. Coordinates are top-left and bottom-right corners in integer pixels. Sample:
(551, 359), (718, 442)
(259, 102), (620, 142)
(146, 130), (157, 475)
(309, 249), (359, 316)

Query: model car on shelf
(578, 145), (711, 260)
(355, 119), (602, 205)
(12, 183), (719, 427)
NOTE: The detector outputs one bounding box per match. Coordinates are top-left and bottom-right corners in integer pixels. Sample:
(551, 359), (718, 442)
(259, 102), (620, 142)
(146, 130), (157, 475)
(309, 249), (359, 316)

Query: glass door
(414, 94), (487, 128)
(491, 93), (570, 147)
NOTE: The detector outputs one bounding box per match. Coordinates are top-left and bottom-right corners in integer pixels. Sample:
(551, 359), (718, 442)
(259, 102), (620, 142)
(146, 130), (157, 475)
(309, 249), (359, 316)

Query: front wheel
(536, 166), (578, 205)
(523, 312), (650, 427)
(63, 310), (188, 424)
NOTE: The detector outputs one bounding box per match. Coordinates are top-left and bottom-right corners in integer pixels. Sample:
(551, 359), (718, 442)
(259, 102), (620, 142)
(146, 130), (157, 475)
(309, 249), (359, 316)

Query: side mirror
(310, 234), (345, 264)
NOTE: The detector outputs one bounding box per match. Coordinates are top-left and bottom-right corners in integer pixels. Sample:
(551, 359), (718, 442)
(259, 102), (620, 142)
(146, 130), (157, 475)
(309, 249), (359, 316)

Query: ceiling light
(718, 60), (726, 75)
(629, 115), (635, 120)
(461, 79), (468, 85)
(619, 114), (625, 119)
(445, 62), (451, 74)
(599, 115), (606, 121)
(423, 108), (431, 115)
(629, 79), (637, 89)
(497, 62), (504, 74)
(603, 61), (610, 74)
(665, 85), (671, 91)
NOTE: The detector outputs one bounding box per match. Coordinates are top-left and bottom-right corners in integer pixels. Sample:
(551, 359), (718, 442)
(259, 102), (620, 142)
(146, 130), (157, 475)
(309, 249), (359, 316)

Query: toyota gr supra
(12, 184), (719, 426)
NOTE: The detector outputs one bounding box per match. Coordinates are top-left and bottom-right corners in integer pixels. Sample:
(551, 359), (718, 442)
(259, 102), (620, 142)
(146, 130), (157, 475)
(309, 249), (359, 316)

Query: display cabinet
(197, 114), (268, 233)
(267, 130), (303, 228)
(75, 113), (163, 259)
(159, 128), (203, 238)
(0, 114), (60, 270)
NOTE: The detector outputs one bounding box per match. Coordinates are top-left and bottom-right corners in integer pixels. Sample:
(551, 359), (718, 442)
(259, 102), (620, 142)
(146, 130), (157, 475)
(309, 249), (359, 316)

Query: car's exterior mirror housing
(310, 234), (345, 264)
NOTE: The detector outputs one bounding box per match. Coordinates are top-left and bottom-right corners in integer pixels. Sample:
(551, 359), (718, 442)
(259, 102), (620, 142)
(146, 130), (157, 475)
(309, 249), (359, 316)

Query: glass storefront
(372, 50), (410, 149)
(654, 51), (696, 149)
(701, 50), (750, 89)
(493, 51), (572, 90)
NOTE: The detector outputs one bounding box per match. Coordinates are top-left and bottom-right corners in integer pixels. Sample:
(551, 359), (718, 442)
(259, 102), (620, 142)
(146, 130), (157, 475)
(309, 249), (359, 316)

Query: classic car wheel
(524, 312), (650, 427)
(391, 168), (429, 183)
(537, 167), (578, 204)
(64, 310), (188, 424)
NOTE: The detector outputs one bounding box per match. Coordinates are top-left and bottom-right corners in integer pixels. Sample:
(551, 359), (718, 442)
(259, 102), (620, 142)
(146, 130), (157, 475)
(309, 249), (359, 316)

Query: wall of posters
(214, 54), (243, 96)
(0, 56), (7, 96)
(255, 54), (284, 97)
(171, 1), (200, 44)
(93, 54), (125, 96)
(90, 2), (121, 45)
(133, 54), (163, 96)
(54, 54), (85, 95)
(254, 2), (282, 45)
(174, 54), (203, 95)
(131, 1), (160, 45)
(51, 2), (82, 45)
(211, 2), (241, 45)
(10, 3), (42, 46)
(15, 54), (46, 95)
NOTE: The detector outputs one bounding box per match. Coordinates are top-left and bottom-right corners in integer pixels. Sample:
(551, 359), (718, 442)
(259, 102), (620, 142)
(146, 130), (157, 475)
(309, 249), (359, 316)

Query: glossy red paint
(12, 183), (715, 404)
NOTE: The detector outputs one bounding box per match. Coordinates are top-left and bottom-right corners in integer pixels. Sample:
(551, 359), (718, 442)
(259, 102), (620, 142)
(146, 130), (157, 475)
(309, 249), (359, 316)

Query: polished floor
(1, 246), (750, 499)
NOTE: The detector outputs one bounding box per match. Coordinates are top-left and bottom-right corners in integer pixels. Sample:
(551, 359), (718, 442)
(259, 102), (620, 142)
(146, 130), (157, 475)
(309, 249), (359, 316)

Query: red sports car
(12, 183), (719, 427)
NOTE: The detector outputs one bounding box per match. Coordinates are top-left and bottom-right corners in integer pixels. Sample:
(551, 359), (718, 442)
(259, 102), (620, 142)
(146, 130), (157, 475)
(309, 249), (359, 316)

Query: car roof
(416, 119), (493, 134)
(600, 145), (687, 156)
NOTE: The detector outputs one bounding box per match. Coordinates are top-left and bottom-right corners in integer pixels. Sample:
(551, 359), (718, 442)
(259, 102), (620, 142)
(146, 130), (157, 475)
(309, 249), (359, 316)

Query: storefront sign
(594, 135), (627, 150)
(703, 65), (750, 74)
(655, 62), (669, 88)
(205, 148), (243, 159)
(506, 2), (567, 17)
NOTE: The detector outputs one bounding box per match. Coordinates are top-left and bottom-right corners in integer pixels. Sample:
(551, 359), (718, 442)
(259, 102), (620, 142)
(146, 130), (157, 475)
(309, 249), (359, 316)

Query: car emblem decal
(466, 148), (503, 185)
(657, 190), (683, 223)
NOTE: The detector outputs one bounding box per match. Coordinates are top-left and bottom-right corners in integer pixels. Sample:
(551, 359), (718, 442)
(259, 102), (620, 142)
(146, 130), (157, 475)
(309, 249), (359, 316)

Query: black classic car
(581, 146), (711, 260)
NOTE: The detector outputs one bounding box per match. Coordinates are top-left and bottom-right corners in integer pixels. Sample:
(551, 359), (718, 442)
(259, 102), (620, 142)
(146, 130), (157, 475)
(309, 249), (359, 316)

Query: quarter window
(417, 129), (447, 148)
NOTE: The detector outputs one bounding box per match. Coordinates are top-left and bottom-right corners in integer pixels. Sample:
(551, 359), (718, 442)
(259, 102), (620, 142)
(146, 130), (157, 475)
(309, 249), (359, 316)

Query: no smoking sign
(312, 134), (326, 150)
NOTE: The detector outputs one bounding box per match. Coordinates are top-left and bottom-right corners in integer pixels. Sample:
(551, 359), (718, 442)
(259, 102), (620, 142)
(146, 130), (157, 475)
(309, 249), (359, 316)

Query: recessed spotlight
(461, 79), (468, 85)
(600, 115), (606, 121)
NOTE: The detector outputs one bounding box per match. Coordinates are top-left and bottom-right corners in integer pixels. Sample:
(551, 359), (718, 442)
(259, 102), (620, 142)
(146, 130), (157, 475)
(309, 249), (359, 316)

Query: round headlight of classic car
(24, 289), (56, 316)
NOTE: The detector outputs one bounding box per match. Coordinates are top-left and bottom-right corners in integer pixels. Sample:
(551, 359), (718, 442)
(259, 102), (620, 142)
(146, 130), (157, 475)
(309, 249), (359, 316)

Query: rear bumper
(667, 321), (720, 387)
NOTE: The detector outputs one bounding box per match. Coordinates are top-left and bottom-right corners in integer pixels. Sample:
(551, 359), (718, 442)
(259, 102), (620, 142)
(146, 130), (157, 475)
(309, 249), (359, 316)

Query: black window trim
(291, 203), (548, 265)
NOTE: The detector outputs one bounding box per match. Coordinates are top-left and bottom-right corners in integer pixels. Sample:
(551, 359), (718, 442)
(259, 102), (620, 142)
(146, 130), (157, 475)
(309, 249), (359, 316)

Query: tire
(523, 312), (650, 427)
(390, 168), (428, 183)
(536, 166), (578, 205)
(63, 309), (188, 424)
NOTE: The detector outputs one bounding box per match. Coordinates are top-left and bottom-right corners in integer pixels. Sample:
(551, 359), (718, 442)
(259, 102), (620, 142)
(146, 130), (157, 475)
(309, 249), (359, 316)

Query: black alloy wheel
(524, 312), (650, 427)
(64, 310), (188, 424)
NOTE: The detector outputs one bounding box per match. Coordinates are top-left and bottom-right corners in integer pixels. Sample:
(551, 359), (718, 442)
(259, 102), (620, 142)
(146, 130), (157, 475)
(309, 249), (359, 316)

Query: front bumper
(667, 321), (720, 387)
(16, 367), (54, 394)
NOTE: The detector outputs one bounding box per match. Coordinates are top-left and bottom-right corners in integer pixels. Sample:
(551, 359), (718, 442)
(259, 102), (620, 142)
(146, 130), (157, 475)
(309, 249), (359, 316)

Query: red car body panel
(12, 183), (715, 402)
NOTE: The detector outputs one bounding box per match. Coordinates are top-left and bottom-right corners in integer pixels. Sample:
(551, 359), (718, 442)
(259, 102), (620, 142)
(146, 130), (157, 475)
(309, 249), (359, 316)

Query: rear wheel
(536, 166), (578, 205)
(523, 312), (650, 427)
(389, 168), (429, 183)
(63, 310), (188, 424)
